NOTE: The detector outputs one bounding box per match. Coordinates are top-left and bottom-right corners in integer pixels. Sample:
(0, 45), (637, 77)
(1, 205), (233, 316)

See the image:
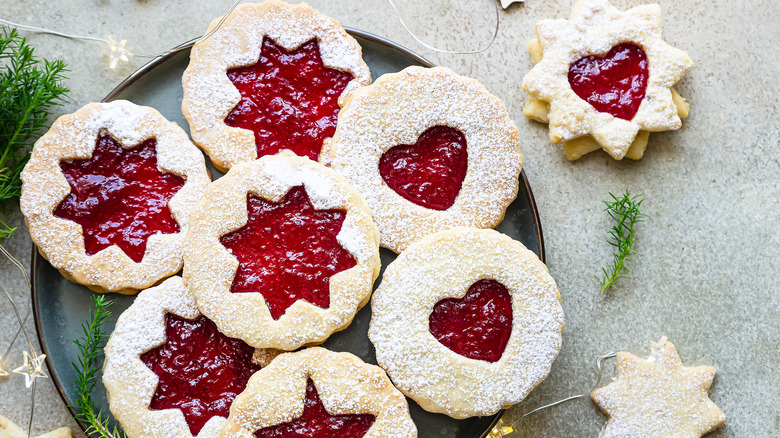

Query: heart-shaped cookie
(378, 125), (467, 211)
(428, 279), (512, 363)
(568, 43), (649, 121)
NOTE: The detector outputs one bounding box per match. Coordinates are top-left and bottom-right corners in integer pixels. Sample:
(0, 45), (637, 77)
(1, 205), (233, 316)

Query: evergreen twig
(0, 27), (69, 242)
(71, 295), (126, 438)
(599, 191), (647, 294)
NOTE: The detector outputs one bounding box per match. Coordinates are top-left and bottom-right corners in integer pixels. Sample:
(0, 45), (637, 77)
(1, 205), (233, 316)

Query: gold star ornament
(521, 0), (694, 160)
(591, 338), (725, 438)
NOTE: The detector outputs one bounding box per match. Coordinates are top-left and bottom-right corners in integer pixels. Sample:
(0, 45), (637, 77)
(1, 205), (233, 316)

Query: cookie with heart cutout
(521, 0), (694, 160)
(368, 227), (564, 419)
(326, 66), (524, 253)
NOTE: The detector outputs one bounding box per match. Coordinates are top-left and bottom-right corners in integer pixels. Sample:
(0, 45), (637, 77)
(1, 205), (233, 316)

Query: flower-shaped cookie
(183, 152), (380, 350)
(522, 0), (694, 160)
(591, 338), (726, 438)
(182, 0), (371, 172)
(20, 101), (210, 294)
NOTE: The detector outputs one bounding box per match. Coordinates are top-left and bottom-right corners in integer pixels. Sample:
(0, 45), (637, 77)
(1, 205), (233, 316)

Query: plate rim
(31, 27), (544, 438)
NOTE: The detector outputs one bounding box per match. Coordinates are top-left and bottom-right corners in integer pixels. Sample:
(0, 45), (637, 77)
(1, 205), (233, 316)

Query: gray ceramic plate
(32, 29), (544, 438)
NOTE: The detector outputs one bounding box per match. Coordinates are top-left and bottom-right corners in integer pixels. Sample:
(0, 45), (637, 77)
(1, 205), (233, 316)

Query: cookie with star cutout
(183, 152), (381, 351)
(20, 100), (210, 294)
(181, 0), (371, 172)
(521, 0), (694, 160)
(220, 347), (416, 438)
(591, 338), (725, 438)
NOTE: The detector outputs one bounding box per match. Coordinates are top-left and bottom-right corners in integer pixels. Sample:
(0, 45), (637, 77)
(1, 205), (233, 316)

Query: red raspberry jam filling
(225, 37), (354, 161)
(220, 185), (356, 320)
(428, 279), (513, 363)
(254, 378), (375, 438)
(141, 313), (261, 436)
(53, 134), (184, 263)
(568, 43), (649, 121)
(378, 125), (468, 211)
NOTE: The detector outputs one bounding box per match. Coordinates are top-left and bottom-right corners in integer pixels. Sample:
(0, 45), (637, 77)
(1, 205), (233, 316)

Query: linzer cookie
(183, 152), (380, 351)
(327, 66), (524, 253)
(368, 227), (564, 419)
(20, 100), (210, 294)
(220, 347), (416, 438)
(103, 276), (271, 438)
(521, 0), (694, 160)
(181, 0), (371, 172)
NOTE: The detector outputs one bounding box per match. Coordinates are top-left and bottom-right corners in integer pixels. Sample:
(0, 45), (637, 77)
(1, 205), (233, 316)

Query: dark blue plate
(32, 29), (544, 438)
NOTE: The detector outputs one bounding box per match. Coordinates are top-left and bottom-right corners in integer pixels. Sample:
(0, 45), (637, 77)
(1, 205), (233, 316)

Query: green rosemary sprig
(0, 27), (69, 241)
(599, 191), (647, 294)
(0, 221), (16, 242)
(72, 295), (126, 438)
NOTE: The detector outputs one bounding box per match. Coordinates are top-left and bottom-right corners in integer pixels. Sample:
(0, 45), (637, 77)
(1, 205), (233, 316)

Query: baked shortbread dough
(20, 101), (210, 294)
(591, 338), (726, 438)
(103, 276), (271, 438)
(182, 0), (371, 171)
(327, 66), (524, 253)
(369, 227), (564, 419)
(184, 152), (380, 350)
(521, 0), (694, 160)
(221, 347), (416, 438)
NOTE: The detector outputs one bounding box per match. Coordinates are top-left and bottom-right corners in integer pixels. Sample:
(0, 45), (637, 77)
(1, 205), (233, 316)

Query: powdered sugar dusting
(183, 153), (380, 350)
(368, 227), (564, 419)
(257, 154), (373, 260)
(521, 0), (694, 159)
(221, 347), (416, 438)
(260, 157), (341, 209)
(103, 276), (271, 438)
(20, 101), (210, 293)
(328, 66), (524, 253)
(590, 339), (726, 438)
(181, 0), (371, 171)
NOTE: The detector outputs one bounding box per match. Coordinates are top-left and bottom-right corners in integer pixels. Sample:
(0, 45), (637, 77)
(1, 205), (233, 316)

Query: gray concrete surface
(0, 0), (777, 436)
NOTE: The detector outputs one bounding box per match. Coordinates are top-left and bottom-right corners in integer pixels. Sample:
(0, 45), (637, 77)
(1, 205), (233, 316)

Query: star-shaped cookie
(0, 414), (72, 438)
(521, 0), (694, 160)
(591, 338), (725, 438)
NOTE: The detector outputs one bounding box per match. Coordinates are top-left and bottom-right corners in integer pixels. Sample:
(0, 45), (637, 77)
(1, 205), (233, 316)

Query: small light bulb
(107, 35), (133, 69)
(13, 350), (48, 388)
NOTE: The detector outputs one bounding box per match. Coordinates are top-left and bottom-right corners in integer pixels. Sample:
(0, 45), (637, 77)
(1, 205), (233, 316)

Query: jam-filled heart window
(379, 125), (468, 211)
(568, 43), (649, 121)
(428, 279), (513, 363)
